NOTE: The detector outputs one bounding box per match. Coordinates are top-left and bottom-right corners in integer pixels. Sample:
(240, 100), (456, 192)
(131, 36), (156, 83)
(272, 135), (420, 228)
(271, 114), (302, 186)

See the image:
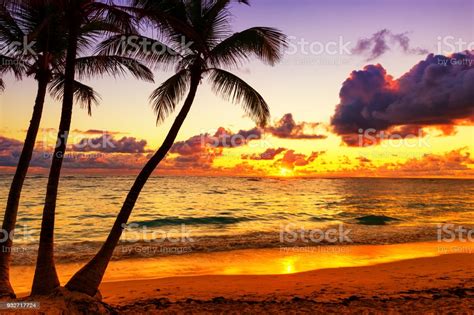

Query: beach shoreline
(8, 250), (472, 314)
(104, 252), (474, 313)
(5, 241), (473, 313)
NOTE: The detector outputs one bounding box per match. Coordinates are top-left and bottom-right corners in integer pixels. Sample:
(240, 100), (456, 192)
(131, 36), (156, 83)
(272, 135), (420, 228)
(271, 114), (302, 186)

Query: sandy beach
(5, 241), (473, 313)
(105, 253), (474, 314)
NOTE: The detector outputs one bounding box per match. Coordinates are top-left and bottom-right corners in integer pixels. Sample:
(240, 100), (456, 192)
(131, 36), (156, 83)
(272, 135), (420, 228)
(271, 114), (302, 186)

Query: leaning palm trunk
(31, 10), (80, 296)
(65, 70), (201, 296)
(0, 72), (49, 298)
(66, 0), (285, 297)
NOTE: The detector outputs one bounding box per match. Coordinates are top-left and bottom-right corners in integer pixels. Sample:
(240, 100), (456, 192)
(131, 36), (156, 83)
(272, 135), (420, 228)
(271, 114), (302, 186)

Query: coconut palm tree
(29, 0), (156, 296)
(65, 0), (287, 296)
(0, 0), (75, 297)
(0, 0), (153, 297)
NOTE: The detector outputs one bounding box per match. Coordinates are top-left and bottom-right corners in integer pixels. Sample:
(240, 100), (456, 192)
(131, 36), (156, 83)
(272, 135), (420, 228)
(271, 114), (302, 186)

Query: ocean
(1, 175), (473, 265)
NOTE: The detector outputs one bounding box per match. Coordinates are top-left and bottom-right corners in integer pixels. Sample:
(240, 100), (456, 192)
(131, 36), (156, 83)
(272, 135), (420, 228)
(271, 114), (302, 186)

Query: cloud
(331, 52), (474, 146)
(277, 150), (325, 169)
(393, 148), (473, 174)
(171, 127), (263, 156)
(242, 147), (287, 161)
(352, 29), (429, 61)
(73, 136), (149, 153)
(165, 127), (261, 170)
(0, 137), (26, 167)
(357, 156), (372, 164)
(72, 129), (124, 135)
(0, 136), (150, 170)
(266, 114), (327, 139)
(212, 127), (263, 147)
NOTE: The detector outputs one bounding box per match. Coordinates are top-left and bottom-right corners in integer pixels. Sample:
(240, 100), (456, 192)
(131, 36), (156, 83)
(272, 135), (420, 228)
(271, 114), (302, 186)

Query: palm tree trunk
(0, 74), (49, 298)
(30, 9), (79, 296)
(65, 70), (202, 296)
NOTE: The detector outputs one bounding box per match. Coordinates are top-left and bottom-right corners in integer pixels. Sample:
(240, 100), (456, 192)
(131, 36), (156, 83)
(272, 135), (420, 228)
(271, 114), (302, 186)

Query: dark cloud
(0, 137), (54, 168)
(242, 147), (287, 161)
(357, 156), (372, 164)
(212, 127), (263, 147)
(0, 136), (149, 170)
(266, 114), (327, 140)
(352, 29), (429, 61)
(73, 136), (149, 153)
(331, 52), (474, 146)
(0, 137), (26, 167)
(170, 127), (262, 157)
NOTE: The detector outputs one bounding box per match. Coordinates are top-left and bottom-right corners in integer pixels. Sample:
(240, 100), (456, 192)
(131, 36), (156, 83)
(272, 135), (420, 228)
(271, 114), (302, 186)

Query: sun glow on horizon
(278, 167), (294, 177)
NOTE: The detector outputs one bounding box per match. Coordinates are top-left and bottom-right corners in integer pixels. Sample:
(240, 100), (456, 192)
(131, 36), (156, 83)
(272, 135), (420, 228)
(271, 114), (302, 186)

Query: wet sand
(8, 241), (474, 313)
(105, 252), (474, 313)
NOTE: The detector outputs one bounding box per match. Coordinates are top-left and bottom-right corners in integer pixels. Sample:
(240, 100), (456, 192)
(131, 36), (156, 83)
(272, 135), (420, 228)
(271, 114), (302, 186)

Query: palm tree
(0, 0), (73, 297)
(0, 0), (153, 297)
(30, 0), (156, 296)
(0, 0), (153, 298)
(66, 0), (287, 296)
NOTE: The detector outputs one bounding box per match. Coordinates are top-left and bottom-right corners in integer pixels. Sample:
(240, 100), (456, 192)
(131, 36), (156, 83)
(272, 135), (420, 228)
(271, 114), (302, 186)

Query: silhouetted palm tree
(66, 0), (287, 296)
(0, 0), (153, 297)
(0, 0), (153, 296)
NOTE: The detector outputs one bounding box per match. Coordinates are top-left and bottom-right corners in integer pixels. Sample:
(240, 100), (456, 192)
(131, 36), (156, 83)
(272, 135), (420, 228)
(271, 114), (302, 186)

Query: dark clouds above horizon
(331, 51), (474, 146)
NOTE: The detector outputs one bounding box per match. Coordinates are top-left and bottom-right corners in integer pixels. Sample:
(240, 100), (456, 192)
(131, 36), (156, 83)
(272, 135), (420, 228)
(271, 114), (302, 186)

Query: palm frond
(89, 2), (138, 35)
(0, 77), (4, 91)
(150, 69), (189, 124)
(201, 0), (249, 47)
(208, 68), (269, 126)
(74, 55), (154, 82)
(209, 27), (287, 68)
(49, 74), (101, 116)
(131, 1), (208, 56)
(0, 3), (24, 46)
(96, 34), (182, 71)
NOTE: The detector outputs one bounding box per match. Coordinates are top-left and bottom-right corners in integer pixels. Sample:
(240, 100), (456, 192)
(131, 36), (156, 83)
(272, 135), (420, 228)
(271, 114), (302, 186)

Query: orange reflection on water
(102, 241), (473, 279)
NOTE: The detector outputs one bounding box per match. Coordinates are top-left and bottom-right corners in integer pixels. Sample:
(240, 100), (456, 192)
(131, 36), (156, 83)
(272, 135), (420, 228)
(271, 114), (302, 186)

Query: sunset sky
(1, 0), (473, 177)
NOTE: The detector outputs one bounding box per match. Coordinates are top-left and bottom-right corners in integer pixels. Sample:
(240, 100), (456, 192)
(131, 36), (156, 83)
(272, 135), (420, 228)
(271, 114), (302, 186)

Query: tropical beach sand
(107, 253), (474, 314)
(4, 241), (474, 313)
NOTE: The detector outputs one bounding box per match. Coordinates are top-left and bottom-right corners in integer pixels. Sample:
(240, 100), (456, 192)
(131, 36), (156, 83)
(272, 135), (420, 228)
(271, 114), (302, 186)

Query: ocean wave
(355, 215), (400, 226)
(130, 216), (253, 227)
(10, 224), (471, 266)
